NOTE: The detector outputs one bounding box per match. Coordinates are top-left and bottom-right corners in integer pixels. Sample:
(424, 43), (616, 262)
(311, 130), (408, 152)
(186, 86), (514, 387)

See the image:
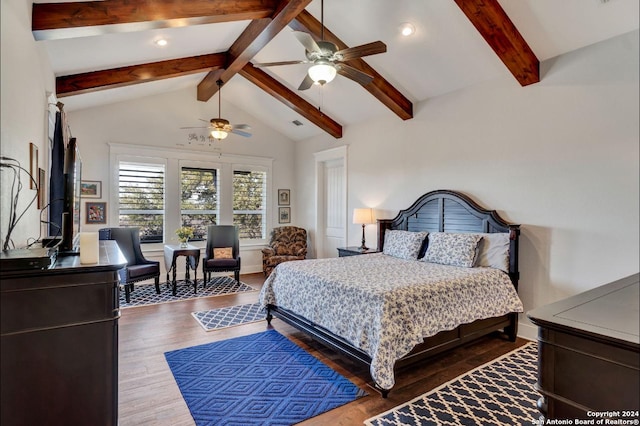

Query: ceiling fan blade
(233, 124), (251, 131)
(335, 41), (387, 61)
(293, 31), (321, 54)
(198, 118), (209, 123)
(231, 128), (252, 137)
(336, 64), (375, 86)
(253, 60), (308, 67)
(298, 74), (314, 91)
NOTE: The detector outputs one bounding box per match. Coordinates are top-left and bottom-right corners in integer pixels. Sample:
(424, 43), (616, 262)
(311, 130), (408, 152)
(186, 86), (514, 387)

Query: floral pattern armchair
(262, 226), (308, 277)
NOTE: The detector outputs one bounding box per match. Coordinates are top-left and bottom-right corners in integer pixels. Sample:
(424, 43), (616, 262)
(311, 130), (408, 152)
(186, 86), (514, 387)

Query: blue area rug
(192, 303), (266, 331)
(365, 342), (539, 426)
(165, 329), (367, 425)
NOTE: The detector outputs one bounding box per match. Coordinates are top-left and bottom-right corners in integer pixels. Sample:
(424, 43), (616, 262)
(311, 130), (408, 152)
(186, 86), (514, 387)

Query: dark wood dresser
(527, 273), (639, 421)
(1, 241), (126, 426)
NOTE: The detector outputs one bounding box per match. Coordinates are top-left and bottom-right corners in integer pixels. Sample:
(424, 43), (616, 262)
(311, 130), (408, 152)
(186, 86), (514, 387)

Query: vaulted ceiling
(34, 0), (639, 141)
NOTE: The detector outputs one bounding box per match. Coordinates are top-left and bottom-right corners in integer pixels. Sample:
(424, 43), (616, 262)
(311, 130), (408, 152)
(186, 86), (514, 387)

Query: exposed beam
(453, 0), (539, 86)
(56, 53), (226, 97)
(32, 0), (279, 40)
(240, 63), (343, 139)
(289, 10), (413, 121)
(197, 0), (312, 102)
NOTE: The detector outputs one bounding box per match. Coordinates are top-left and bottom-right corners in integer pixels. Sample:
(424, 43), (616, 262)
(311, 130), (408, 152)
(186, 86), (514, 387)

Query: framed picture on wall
(278, 207), (291, 224)
(81, 180), (102, 199)
(29, 142), (38, 189)
(37, 168), (46, 209)
(86, 202), (107, 224)
(278, 189), (290, 206)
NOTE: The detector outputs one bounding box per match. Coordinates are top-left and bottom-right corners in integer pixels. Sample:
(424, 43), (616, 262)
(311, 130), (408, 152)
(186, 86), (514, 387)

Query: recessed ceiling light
(155, 38), (168, 47)
(399, 22), (415, 37)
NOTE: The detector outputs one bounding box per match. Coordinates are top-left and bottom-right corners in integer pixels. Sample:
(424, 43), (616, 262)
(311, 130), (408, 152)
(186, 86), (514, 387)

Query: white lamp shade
(353, 208), (374, 225)
(211, 129), (228, 140)
(308, 62), (337, 85)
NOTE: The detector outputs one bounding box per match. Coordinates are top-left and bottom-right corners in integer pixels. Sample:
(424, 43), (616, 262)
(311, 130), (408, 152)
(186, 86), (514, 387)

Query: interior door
(314, 146), (347, 259)
(319, 158), (345, 258)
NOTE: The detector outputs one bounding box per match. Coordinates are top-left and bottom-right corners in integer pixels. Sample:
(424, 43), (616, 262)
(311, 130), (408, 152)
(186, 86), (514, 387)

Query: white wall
(67, 87), (298, 273)
(1, 0), (55, 249)
(295, 30), (640, 340)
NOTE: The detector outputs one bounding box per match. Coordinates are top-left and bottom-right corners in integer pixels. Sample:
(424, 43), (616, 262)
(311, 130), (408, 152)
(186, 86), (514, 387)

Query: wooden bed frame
(266, 189), (521, 397)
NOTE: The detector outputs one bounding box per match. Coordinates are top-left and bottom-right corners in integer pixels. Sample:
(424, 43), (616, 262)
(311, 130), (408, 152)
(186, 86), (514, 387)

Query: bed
(259, 189), (523, 397)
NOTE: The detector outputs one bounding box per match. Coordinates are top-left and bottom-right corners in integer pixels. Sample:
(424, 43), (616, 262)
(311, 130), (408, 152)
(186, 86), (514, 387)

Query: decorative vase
(179, 239), (188, 248)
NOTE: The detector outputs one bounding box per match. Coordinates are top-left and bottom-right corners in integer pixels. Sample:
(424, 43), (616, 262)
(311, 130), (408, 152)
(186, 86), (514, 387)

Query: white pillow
(383, 230), (428, 260)
(474, 232), (510, 272)
(422, 232), (482, 267)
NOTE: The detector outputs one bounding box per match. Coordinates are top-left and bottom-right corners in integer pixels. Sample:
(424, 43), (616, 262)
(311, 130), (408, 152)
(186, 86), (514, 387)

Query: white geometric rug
(365, 342), (539, 426)
(120, 276), (257, 308)
(191, 302), (266, 331)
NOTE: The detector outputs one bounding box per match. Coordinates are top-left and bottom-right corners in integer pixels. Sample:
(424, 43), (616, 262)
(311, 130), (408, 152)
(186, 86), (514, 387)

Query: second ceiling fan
(254, 0), (386, 90)
(180, 80), (251, 141)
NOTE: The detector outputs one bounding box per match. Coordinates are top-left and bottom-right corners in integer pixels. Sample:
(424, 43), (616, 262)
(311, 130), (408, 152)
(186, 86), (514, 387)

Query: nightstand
(337, 246), (379, 257)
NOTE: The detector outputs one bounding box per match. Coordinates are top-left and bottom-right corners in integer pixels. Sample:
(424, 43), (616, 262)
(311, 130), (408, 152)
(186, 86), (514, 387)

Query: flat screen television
(60, 137), (82, 254)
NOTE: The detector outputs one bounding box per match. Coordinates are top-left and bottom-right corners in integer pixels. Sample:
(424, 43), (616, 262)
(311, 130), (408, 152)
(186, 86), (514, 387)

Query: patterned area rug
(120, 276), (256, 308)
(365, 342), (539, 426)
(165, 329), (367, 426)
(192, 303), (266, 331)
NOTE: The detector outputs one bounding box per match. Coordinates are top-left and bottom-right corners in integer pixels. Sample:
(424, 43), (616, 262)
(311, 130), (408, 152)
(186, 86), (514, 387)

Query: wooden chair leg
(235, 270), (240, 283)
(154, 276), (160, 294)
(125, 284), (131, 303)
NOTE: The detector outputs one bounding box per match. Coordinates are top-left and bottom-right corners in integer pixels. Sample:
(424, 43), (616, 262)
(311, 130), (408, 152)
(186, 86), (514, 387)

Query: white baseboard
(517, 321), (538, 342)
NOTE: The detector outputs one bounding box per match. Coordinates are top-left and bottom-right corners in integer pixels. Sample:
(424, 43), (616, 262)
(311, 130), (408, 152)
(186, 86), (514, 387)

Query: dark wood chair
(202, 225), (241, 285)
(98, 227), (160, 302)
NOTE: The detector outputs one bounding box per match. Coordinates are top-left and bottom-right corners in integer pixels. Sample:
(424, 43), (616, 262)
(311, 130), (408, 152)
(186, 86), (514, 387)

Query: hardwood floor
(118, 272), (530, 425)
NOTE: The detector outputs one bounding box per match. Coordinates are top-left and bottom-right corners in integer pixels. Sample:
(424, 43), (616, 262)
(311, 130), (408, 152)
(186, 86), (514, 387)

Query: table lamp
(353, 208), (374, 251)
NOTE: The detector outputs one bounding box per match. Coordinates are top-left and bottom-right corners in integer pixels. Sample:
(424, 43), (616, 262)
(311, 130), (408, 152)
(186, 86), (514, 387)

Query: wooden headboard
(377, 189), (520, 289)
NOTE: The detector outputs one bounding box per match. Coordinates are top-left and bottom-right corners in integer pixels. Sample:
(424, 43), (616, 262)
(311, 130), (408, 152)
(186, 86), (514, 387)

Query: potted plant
(175, 226), (194, 248)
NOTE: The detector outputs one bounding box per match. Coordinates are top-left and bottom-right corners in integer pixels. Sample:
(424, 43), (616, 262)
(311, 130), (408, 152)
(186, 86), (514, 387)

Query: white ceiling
(39, 0), (639, 141)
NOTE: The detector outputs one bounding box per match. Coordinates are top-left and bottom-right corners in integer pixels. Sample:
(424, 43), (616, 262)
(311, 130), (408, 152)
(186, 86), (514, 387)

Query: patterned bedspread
(258, 253), (524, 390)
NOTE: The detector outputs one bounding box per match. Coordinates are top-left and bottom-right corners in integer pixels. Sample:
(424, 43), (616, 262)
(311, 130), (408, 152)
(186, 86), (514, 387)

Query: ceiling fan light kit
(308, 61), (337, 85)
(253, 0), (386, 91)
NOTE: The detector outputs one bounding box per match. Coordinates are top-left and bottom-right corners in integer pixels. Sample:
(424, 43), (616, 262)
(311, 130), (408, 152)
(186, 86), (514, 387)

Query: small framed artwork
(278, 207), (291, 224)
(29, 143), (38, 189)
(37, 168), (46, 209)
(86, 202), (107, 224)
(81, 180), (102, 199)
(278, 189), (290, 206)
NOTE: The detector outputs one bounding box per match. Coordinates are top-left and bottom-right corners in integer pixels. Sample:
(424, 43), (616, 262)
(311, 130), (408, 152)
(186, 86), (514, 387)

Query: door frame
(314, 145), (348, 258)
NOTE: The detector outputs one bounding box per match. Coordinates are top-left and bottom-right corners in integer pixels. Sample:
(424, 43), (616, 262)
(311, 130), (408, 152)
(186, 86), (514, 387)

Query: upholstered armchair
(202, 225), (241, 284)
(262, 226), (307, 277)
(98, 227), (160, 303)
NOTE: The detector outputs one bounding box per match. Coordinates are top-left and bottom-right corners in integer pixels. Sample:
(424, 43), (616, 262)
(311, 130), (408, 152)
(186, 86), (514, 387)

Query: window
(233, 169), (266, 240)
(118, 162), (164, 243)
(111, 143), (272, 246)
(181, 167), (219, 240)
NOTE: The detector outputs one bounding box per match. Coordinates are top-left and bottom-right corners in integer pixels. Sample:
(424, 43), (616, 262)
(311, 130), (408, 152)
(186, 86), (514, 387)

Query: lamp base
(359, 224), (368, 251)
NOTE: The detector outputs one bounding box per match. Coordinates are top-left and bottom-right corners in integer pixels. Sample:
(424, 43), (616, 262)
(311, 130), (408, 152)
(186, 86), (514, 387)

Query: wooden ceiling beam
(289, 10), (413, 121)
(32, 0), (280, 40)
(453, 0), (539, 86)
(197, 0), (313, 102)
(240, 63), (343, 138)
(56, 53), (226, 97)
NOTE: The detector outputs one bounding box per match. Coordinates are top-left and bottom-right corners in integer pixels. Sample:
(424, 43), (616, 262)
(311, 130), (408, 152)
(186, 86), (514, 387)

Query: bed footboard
(266, 304), (518, 398)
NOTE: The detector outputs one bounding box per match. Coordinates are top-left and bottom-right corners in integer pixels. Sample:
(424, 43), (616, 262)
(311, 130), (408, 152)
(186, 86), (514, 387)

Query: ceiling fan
(253, 0), (386, 90)
(180, 80), (251, 141)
